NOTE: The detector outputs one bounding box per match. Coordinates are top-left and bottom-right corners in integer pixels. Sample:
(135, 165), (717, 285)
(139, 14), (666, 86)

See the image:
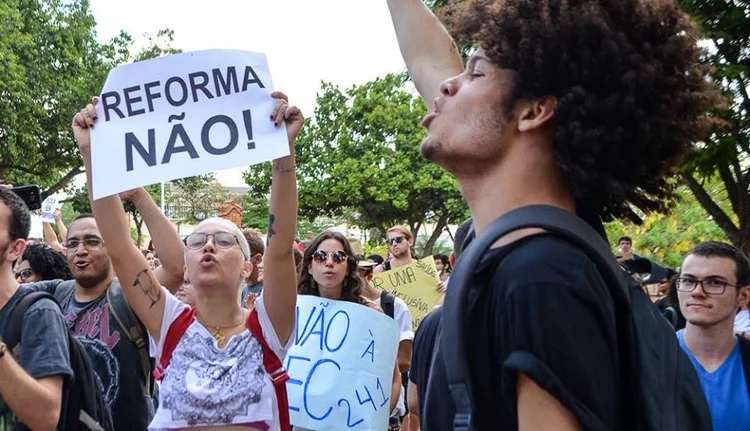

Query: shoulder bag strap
(380, 290), (395, 319)
(247, 308), (291, 431)
(153, 307), (196, 381)
(4, 291), (58, 349)
(442, 204), (628, 431)
(106, 279), (153, 397)
(739, 336), (750, 397)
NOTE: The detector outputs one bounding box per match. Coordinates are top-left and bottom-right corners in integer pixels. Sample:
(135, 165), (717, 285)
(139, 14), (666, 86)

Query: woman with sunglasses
(72, 91), (302, 430)
(296, 231), (402, 429)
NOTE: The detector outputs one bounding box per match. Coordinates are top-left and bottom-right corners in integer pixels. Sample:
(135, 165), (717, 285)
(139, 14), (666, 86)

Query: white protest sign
(29, 214), (43, 240)
(40, 196), (58, 223)
(90, 49), (289, 199)
(286, 295), (400, 431)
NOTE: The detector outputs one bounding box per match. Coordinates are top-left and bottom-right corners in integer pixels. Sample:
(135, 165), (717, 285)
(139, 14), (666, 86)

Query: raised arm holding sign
(73, 72), (303, 428)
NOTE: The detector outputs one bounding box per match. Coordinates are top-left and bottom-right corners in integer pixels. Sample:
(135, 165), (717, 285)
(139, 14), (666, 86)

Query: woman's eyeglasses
(185, 232), (239, 250)
(312, 250), (348, 264)
(387, 236), (405, 246)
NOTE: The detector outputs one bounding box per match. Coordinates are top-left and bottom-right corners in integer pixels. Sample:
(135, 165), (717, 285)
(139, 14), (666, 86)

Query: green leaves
(244, 73), (468, 253)
(605, 182), (730, 268)
(675, 0), (750, 252)
(0, 0), (178, 199)
(168, 174), (232, 224)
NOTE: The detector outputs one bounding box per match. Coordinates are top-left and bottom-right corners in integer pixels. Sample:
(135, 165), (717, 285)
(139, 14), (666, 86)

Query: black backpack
(442, 205), (712, 431)
(4, 292), (113, 431)
(740, 337), (750, 396)
(54, 280), (156, 409)
(380, 290), (396, 319)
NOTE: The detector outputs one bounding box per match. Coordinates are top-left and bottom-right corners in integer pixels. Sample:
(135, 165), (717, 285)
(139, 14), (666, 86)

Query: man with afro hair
(386, 0), (720, 429)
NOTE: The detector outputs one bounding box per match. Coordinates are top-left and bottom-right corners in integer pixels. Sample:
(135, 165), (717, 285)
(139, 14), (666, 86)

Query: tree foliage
(605, 182), (729, 268)
(243, 74), (469, 255)
(676, 0), (750, 254)
(0, 0), (178, 198)
(68, 183), (162, 247)
(166, 174), (233, 225)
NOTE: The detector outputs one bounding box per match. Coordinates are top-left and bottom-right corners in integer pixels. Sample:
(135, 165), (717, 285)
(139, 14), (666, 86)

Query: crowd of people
(0, 0), (748, 430)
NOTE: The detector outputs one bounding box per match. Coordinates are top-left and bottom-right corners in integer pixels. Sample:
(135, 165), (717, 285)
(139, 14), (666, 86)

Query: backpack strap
(380, 291), (396, 319)
(739, 336), (750, 397)
(442, 205), (629, 431)
(247, 308), (291, 431)
(106, 279), (154, 397)
(153, 307), (196, 381)
(53, 280), (77, 307)
(3, 291), (59, 349)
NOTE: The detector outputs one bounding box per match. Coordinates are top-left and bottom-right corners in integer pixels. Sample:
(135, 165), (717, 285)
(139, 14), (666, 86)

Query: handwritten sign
(90, 49), (289, 199)
(40, 196), (58, 223)
(372, 256), (441, 331)
(286, 295), (399, 431)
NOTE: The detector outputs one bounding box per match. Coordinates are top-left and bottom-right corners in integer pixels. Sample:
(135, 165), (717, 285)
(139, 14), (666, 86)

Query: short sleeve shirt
(678, 331), (750, 431)
(421, 235), (620, 430)
(28, 279), (155, 430)
(0, 285), (73, 430)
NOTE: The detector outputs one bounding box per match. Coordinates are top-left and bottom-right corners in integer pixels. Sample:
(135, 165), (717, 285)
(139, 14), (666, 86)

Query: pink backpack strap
(247, 308), (291, 431)
(153, 307), (196, 381)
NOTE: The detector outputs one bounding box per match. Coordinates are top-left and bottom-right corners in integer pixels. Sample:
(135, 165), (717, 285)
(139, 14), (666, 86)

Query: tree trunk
(421, 213), (448, 257)
(134, 215), (144, 248)
(42, 167), (84, 200)
(681, 173), (750, 255)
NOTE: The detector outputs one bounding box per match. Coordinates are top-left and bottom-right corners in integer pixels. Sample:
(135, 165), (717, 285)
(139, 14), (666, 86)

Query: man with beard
(33, 187), (184, 430)
(385, 0), (720, 428)
(0, 187), (72, 430)
(375, 225), (415, 274)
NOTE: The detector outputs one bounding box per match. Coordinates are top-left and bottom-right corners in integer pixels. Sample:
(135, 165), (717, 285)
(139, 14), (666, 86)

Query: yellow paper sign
(372, 256), (441, 331)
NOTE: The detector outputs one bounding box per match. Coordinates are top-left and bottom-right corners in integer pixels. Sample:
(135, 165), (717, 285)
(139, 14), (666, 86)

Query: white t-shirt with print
(149, 289), (293, 430)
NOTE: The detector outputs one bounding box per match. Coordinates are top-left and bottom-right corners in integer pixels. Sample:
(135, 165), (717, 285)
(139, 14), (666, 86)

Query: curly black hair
(298, 231), (364, 305)
(22, 245), (72, 281)
(440, 0), (721, 220)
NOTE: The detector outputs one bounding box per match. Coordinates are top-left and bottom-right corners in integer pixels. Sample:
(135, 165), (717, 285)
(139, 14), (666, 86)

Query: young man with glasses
(676, 241), (750, 430)
(26, 188), (185, 430)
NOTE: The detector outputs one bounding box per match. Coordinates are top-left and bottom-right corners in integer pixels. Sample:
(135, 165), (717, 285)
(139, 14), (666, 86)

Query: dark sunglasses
(185, 232), (239, 250)
(15, 268), (33, 281)
(387, 236), (405, 246)
(312, 250), (348, 264)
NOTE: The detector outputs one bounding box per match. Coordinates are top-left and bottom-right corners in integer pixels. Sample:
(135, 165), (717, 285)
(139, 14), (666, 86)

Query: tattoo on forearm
(133, 269), (161, 308)
(267, 214), (276, 246)
(272, 160), (295, 173)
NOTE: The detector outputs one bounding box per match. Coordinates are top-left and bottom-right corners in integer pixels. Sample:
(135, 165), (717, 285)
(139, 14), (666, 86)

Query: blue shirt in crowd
(678, 330), (750, 431)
